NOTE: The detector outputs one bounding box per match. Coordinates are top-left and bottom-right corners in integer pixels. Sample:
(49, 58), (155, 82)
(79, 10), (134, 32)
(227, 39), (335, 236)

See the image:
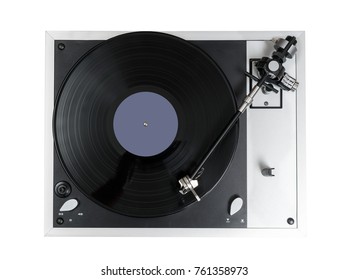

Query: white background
(1, 0), (348, 279)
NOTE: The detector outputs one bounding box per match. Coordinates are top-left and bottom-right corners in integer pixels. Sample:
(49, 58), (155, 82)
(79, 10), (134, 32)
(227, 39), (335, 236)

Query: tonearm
(179, 35), (299, 201)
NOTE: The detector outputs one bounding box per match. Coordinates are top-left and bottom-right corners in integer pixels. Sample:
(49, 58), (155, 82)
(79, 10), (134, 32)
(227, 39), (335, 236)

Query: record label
(113, 91), (178, 157)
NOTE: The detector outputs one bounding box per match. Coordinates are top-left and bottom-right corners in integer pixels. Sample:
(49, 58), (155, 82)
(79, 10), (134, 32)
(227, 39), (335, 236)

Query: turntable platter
(53, 32), (239, 217)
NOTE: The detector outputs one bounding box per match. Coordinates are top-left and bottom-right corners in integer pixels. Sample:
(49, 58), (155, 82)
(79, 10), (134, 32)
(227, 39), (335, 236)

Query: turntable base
(45, 31), (305, 236)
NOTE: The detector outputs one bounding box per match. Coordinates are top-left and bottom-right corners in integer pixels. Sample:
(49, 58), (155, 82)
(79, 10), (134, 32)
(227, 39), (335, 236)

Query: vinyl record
(54, 32), (239, 217)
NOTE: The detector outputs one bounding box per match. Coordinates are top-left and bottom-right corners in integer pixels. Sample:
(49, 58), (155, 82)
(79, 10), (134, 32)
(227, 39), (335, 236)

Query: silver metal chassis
(45, 31), (305, 237)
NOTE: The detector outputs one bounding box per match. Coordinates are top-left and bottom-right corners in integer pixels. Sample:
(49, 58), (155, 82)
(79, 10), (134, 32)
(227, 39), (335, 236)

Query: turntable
(44, 31), (305, 236)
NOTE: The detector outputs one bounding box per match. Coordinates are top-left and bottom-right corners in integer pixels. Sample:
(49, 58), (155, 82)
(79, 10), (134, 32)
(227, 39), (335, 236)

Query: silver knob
(281, 73), (299, 91)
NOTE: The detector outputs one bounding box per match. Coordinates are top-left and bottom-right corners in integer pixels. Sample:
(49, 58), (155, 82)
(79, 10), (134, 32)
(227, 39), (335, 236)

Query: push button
(229, 197), (243, 216)
(60, 199), (79, 212)
(56, 218), (64, 225)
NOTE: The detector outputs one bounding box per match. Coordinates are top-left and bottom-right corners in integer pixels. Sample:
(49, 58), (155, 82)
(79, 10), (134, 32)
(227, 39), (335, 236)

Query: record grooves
(53, 32), (240, 217)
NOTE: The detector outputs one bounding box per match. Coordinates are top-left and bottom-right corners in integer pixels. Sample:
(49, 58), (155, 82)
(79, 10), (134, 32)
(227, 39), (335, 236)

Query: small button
(60, 199), (79, 212)
(56, 218), (64, 225)
(229, 197), (243, 216)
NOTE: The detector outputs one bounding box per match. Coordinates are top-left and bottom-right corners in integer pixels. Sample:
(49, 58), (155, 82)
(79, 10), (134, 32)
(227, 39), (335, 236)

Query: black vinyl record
(54, 32), (239, 217)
